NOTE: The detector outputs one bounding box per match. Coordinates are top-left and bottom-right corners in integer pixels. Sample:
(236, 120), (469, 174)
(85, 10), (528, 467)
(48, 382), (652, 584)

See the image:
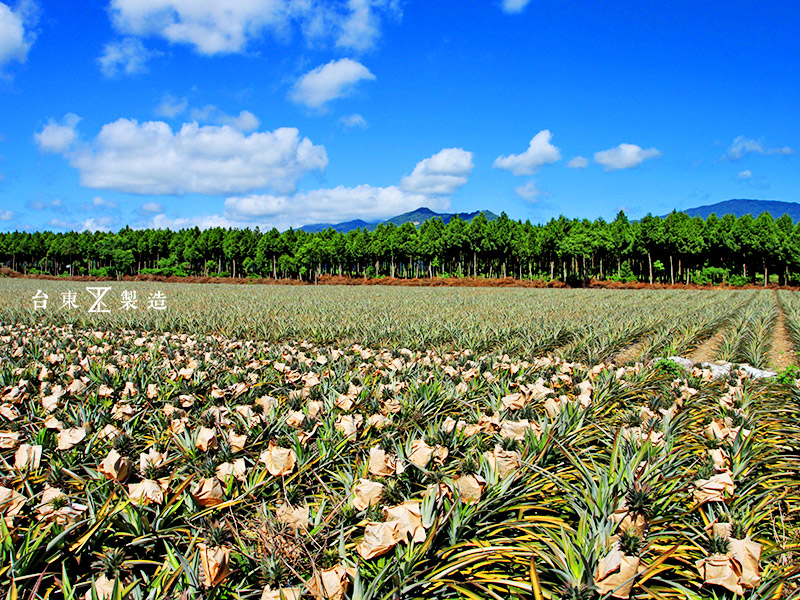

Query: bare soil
(770, 291), (796, 371)
(2, 268), (799, 290)
(613, 337), (651, 365)
(688, 329), (727, 363)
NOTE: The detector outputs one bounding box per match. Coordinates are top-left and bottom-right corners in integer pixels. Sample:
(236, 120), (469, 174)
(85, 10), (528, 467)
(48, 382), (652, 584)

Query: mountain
(300, 207), (499, 233)
(676, 199), (800, 221)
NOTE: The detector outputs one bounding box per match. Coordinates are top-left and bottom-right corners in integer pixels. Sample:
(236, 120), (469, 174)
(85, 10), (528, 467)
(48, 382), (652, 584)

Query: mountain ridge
(300, 207), (499, 233)
(673, 199), (800, 221)
(300, 199), (799, 234)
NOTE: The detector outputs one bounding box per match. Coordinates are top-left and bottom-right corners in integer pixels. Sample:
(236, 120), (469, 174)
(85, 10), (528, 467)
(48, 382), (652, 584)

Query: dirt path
(613, 337), (651, 365)
(688, 329), (727, 363)
(770, 291), (796, 371)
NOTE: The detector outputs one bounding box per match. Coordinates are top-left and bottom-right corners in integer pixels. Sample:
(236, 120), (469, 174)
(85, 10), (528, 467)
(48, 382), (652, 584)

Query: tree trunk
(669, 255), (674, 285)
(648, 252), (653, 284)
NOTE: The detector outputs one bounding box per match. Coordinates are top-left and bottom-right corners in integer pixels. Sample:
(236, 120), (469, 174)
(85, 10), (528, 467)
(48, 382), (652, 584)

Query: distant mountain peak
(299, 207), (499, 233)
(675, 199), (800, 221)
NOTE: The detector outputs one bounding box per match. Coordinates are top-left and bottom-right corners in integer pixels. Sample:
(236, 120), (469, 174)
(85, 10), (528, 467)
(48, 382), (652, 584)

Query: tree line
(1, 210), (798, 286)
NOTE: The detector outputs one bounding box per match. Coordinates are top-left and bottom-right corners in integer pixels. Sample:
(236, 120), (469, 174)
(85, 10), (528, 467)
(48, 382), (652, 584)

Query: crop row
(0, 280), (756, 362)
(0, 322), (798, 598)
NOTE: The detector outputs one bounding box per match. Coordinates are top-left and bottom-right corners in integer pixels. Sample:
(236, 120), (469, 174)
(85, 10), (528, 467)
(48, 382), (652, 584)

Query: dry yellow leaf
(198, 543), (231, 587)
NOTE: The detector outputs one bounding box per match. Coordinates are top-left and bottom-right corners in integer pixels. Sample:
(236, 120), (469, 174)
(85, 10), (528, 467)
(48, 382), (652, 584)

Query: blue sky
(1, 0), (798, 232)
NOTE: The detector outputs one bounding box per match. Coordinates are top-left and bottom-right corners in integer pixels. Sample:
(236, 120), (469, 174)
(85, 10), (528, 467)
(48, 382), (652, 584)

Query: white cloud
(47, 218), (70, 229)
(189, 105), (260, 131)
(154, 94), (188, 118)
(99, 37), (151, 77)
(141, 201), (163, 213)
(725, 135), (795, 161)
(290, 58), (375, 110)
(109, 0), (289, 55)
(213, 146), (473, 230)
(224, 184), (438, 230)
(567, 156), (588, 169)
(0, 0), (36, 73)
(337, 0), (399, 52)
(514, 180), (544, 202)
(29, 197), (63, 210)
(222, 110), (260, 132)
(81, 217), (117, 232)
(593, 143), (661, 171)
(339, 113), (367, 129)
(92, 196), (118, 209)
(108, 0), (398, 56)
(149, 212), (240, 230)
(493, 130), (561, 175)
(47, 215), (117, 232)
(43, 116), (327, 195)
(737, 170), (752, 180)
(0, 209), (13, 220)
(400, 147), (473, 195)
(35, 113), (81, 153)
(501, 0), (533, 14)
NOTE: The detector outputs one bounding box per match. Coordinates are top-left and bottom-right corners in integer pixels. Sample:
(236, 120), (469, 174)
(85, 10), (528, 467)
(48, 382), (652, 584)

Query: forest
(0, 210), (797, 285)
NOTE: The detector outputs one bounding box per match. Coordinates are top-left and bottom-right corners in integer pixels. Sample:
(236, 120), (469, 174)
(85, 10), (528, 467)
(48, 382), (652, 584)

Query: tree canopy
(1, 210), (796, 285)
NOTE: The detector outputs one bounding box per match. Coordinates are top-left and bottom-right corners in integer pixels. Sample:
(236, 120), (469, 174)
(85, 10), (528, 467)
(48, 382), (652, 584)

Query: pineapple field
(0, 279), (798, 599)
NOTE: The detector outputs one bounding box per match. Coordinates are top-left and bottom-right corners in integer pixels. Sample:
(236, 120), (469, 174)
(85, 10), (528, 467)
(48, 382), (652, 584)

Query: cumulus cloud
(500, 0), (533, 14)
(514, 180), (544, 202)
(567, 156), (588, 169)
(738, 170), (752, 180)
(493, 130), (561, 176)
(725, 136), (794, 161)
(0, 0), (36, 73)
(593, 143), (661, 171)
(48, 215), (117, 232)
(35, 113), (81, 153)
(40, 115), (327, 195)
(108, 0), (398, 56)
(400, 147), (473, 195)
(154, 94), (188, 118)
(212, 146), (473, 230)
(99, 37), (152, 77)
(223, 184), (437, 230)
(80, 216), (117, 232)
(337, 0), (399, 52)
(290, 58), (375, 110)
(0, 209), (13, 220)
(189, 105), (260, 131)
(339, 113), (367, 129)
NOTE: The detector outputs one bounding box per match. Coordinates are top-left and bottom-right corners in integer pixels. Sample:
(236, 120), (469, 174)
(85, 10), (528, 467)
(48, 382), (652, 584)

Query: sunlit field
(0, 280), (798, 599)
